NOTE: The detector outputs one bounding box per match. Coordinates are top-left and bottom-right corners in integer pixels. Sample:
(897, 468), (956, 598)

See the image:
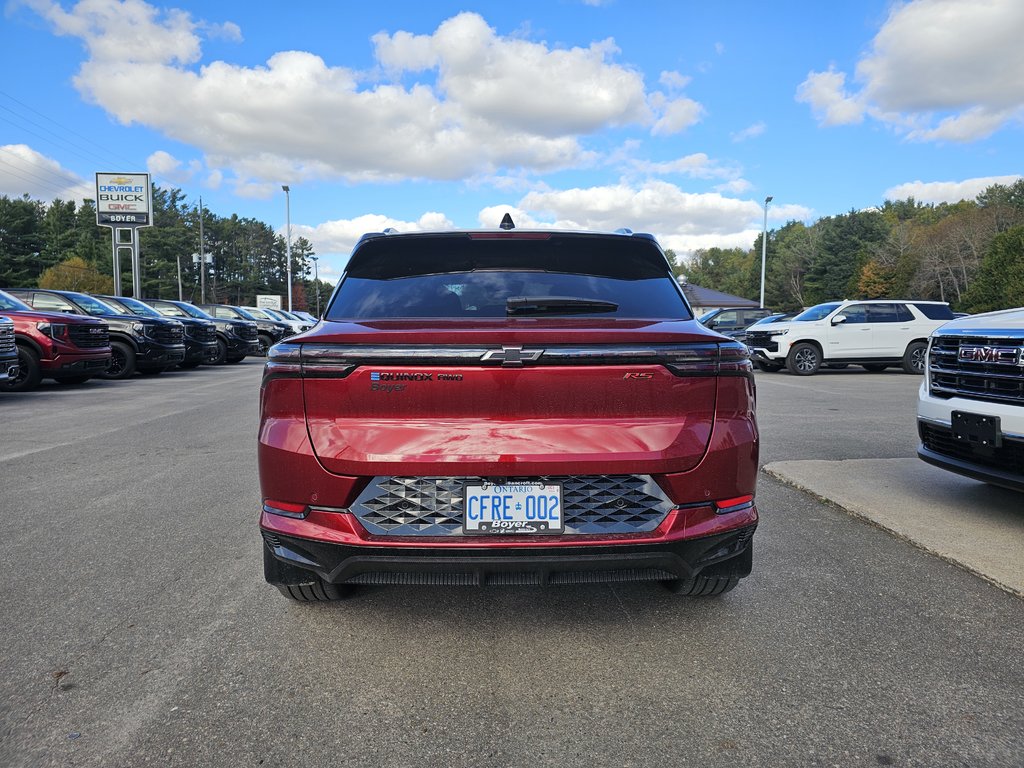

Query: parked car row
(0, 287), (308, 393)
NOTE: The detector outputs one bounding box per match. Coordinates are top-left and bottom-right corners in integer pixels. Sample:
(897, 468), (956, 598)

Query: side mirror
(831, 314), (847, 325)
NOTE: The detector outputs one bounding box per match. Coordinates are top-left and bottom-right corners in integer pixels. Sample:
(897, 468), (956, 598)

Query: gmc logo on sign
(957, 345), (1023, 365)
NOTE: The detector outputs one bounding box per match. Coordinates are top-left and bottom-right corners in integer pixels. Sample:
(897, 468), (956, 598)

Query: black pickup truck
(145, 299), (261, 364)
(7, 289), (186, 379)
(97, 294), (217, 369)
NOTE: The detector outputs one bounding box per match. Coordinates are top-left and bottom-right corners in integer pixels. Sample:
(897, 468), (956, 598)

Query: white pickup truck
(917, 307), (1024, 492)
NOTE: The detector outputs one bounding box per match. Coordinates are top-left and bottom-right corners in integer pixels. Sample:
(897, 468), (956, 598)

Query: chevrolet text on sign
(95, 172), (152, 225)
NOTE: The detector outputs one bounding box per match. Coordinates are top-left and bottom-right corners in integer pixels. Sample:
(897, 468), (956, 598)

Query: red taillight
(715, 495), (754, 513)
(263, 500), (309, 518)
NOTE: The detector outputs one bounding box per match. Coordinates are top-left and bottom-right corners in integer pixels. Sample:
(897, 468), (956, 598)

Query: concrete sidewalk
(764, 458), (1024, 597)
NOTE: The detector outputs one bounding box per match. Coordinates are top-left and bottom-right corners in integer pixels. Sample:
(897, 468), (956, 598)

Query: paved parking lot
(0, 363), (1021, 767)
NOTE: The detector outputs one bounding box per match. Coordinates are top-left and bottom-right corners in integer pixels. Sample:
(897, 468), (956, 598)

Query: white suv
(917, 307), (1024, 492)
(745, 299), (955, 376)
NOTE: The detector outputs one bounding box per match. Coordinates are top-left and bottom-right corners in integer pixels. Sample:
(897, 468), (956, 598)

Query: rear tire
(786, 343), (821, 375)
(2, 346), (42, 392)
(663, 574), (740, 596)
(902, 341), (927, 374)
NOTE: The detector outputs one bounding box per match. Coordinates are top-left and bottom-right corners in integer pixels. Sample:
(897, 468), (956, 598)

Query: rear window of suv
(912, 303), (955, 320)
(327, 233), (691, 321)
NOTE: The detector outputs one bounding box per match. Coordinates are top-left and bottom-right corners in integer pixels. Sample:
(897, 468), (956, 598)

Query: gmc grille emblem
(481, 346), (543, 367)
(957, 345), (1023, 365)
(89, 328), (103, 334)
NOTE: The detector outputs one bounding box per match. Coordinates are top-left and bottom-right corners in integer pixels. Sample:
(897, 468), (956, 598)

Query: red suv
(0, 289), (111, 391)
(259, 225), (759, 600)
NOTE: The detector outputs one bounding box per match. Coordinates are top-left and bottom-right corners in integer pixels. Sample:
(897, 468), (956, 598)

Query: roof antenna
(499, 213), (515, 230)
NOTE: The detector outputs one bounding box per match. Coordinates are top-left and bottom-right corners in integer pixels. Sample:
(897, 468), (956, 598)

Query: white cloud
(795, 67), (865, 126)
(883, 175), (1022, 204)
(714, 179), (753, 195)
(488, 181), (812, 256)
(0, 144), (93, 202)
(730, 122), (766, 142)
(798, 0), (1024, 141)
(659, 70), (691, 90)
(146, 150), (201, 184)
(24, 2), (705, 187)
(630, 152), (740, 181)
(650, 96), (704, 135)
(291, 212), (456, 258)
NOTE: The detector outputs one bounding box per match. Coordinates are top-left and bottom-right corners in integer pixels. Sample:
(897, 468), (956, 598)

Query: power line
(0, 90), (141, 169)
(0, 146), (87, 193)
(0, 157), (75, 198)
(0, 91), (174, 192)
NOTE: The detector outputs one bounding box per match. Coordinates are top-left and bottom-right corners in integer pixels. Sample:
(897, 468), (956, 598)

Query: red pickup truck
(0, 289), (112, 392)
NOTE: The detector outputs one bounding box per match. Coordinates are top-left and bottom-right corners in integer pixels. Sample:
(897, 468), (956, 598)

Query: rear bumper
(262, 522), (756, 587)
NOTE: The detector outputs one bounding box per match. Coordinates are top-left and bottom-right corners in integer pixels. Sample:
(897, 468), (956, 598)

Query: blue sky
(1, 0), (1021, 282)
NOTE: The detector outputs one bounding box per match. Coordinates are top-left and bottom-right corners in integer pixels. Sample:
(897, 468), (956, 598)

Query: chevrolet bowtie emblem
(481, 345), (543, 367)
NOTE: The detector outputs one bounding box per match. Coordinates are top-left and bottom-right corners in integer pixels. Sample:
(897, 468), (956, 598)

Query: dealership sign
(95, 172), (152, 226)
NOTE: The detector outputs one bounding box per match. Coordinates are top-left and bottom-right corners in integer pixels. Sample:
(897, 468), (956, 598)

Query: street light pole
(282, 185), (292, 311)
(198, 196), (206, 304)
(310, 254), (320, 317)
(759, 195), (773, 308)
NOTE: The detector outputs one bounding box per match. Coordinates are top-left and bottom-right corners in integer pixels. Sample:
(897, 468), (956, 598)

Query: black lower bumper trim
(60, 358), (109, 372)
(262, 526), (756, 587)
(918, 445), (1024, 493)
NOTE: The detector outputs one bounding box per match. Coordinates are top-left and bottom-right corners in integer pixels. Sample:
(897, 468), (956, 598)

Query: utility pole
(199, 196), (206, 304)
(311, 254), (320, 317)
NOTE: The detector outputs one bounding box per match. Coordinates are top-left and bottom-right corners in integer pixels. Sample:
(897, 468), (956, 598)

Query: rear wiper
(506, 296), (619, 316)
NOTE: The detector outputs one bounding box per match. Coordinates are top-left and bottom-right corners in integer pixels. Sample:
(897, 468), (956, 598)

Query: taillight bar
(264, 341), (752, 379)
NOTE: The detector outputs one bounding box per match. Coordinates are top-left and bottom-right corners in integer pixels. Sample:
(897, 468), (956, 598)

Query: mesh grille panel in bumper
(920, 422), (1024, 474)
(352, 475), (674, 537)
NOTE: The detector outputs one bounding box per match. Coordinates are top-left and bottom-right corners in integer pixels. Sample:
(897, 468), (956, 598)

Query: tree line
(671, 179), (1024, 313)
(0, 185), (331, 312)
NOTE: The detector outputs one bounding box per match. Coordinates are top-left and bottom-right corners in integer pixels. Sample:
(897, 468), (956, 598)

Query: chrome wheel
(903, 341), (927, 374)
(786, 343), (821, 376)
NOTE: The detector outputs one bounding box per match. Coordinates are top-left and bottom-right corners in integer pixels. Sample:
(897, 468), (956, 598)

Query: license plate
(463, 481), (563, 534)
(951, 411), (1002, 448)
